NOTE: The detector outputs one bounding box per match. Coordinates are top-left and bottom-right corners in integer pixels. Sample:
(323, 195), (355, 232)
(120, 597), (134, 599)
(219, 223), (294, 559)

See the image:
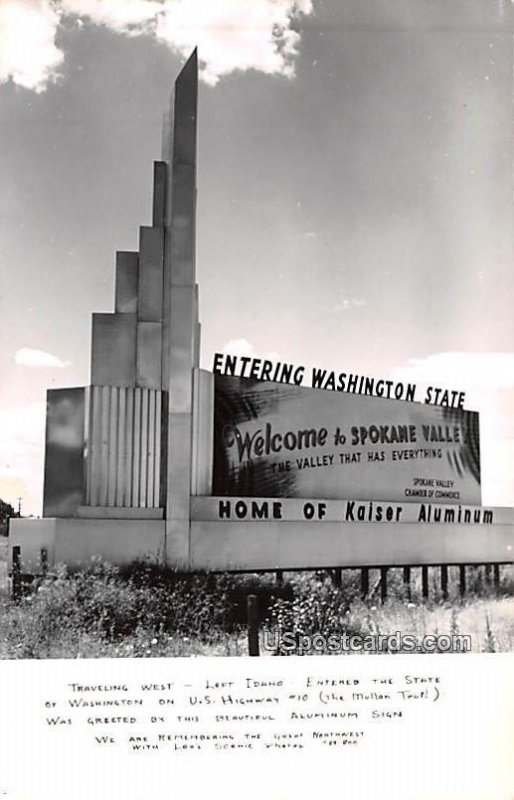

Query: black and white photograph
(0, 0), (513, 797)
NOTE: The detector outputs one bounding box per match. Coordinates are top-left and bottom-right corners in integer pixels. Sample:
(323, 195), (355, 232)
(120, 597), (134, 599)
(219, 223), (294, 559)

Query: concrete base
(189, 520), (514, 571)
(9, 517), (165, 574)
(9, 513), (514, 574)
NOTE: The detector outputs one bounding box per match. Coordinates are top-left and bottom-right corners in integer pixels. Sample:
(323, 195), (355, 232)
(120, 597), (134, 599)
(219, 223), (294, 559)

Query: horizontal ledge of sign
(76, 506), (164, 520)
(190, 496), (513, 524)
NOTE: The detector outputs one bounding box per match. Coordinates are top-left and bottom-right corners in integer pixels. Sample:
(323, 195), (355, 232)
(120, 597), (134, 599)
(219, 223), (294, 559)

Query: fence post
(440, 565), (448, 600)
(333, 567), (342, 588)
(459, 565), (466, 597)
(247, 594), (260, 657)
(380, 567), (388, 604)
(421, 566), (429, 600)
(402, 566), (411, 601)
(360, 567), (369, 600)
(473, 565), (483, 594)
(12, 545), (21, 603)
(493, 563), (500, 592)
(276, 570), (283, 586)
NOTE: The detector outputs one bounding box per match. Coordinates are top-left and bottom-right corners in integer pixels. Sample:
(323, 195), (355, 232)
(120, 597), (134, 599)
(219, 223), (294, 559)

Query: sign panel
(43, 387), (86, 517)
(212, 375), (481, 505)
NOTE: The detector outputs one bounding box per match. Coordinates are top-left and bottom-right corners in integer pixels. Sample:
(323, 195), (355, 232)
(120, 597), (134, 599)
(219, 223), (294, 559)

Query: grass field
(0, 546), (512, 659)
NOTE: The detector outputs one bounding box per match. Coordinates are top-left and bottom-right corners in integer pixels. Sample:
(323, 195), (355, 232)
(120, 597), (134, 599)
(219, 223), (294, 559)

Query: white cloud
(221, 337), (255, 357)
(15, 347), (71, 367)
(156, 0), (313, 85)
(221, 338), (279, 362)
(0, 402), (46, 515)
(392, 352), (514, 507)
(0, 0), (314, 92)
(0, 0), (64, 92)
(393, 352), (514, 393)
(335, 297), (367, 311)
(61, 0), (161, 32)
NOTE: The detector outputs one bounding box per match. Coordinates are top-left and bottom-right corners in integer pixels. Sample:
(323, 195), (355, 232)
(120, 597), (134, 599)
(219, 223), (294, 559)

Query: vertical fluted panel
(99, 387), (110, 506)
(154, 390), (162, 507)
(125, 388), (134, 505)
(132, 388), (142, 507)
(86, 386), (163, 508)
(140, 389), (149, 507)
(147, 390), (156, 509)
(107, 386), (118, 506)
(116, 387), (126, 506)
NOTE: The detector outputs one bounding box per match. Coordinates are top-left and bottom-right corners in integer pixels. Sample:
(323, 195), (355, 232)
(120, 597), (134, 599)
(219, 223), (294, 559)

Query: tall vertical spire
(161, 49), (201, 564)
(161, 49), (199, 389)
(169, 47), (197, 287)
(161, 50), (198, 254)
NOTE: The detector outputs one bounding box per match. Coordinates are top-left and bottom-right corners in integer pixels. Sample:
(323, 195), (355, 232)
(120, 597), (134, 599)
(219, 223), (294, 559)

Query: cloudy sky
(1, 0), (514, 514)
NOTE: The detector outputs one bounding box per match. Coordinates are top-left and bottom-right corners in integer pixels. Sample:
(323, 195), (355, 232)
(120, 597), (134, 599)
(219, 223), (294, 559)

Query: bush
(265, 572), (364, 654)
(0, 561), (293, 658)
(0, 560), (234, 658)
